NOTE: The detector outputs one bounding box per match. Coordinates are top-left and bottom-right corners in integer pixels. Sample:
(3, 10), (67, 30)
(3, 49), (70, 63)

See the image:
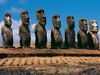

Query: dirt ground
(0, 56), (100, 75)
(0, 63), (100, 75)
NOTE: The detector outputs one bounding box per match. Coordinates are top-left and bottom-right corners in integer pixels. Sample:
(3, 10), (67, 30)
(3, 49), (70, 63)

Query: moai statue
(34, 9), (47, 49)
(88, 20), (99, 49)
(19, 10), (31, 48)
(77, 18), (88, 49)
(51, 14), (62, 49)
(64, 16), (76, 48)
(1, 13), (13, 48)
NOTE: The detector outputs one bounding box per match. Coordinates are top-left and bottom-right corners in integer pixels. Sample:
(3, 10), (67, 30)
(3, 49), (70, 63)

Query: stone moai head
(36, 9), (46, 26)
(79, 18), (88, 32)
(67, 16), (75, 29)
(20, 10), (30, 25)
(4, 13), (12, 28)
(89, 20), (98, 33)
(52, 14), (61, 29)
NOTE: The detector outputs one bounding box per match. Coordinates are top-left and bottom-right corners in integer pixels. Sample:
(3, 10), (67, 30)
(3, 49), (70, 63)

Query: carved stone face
(67, 16), (75, 29)
(89, 20), (98, 33)
(36, 9), (46, 26)
(21, 10), (30, 25)
(38, 15), (46, 26)
(79, 18), (88, 31)
(4, 13), (12, 27)
(52, 15), (61, 29)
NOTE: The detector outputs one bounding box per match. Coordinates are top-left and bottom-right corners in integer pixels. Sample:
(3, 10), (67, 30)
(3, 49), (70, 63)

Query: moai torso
(51, 15), (62, 49)
(77, 18), (88, 49)
(34, 24), (47, 48)
(19, 10), (31, 48)
(88, 20), (99, 49)
(65, 16), (75, 48)
(1, 13), (13, 48)
(34, 9), (47, 48)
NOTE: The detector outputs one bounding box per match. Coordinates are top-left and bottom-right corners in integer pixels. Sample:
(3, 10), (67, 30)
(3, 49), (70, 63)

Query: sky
(0, 0), (100, 45)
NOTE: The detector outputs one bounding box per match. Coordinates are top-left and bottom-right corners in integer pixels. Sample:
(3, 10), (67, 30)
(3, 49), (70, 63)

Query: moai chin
(77, 18), (88, 49)
(1, 13), (13, 48)
(88, 20), (99, 49)
(34, 9), (47, 49)
(51, 14), (62, 49)
(64, 16), (76, 48)
(19, 10), (31, 48)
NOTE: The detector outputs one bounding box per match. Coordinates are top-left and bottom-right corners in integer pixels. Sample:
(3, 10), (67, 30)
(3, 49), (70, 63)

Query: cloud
(0, 0), (6, 4)
(31, 23), (36, 30)
(12, 19), (21, 45)
(10, 7), (23, 14)
(0, 21), (4, 45)
(30, 23), (36, 44)
(0, 21), (4, 30)
(12, 19), (21, 29)
(47, 30), (51, 43)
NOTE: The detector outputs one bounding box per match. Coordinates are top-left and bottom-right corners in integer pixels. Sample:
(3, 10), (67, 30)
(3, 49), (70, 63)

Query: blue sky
(0, 0), (100, 44)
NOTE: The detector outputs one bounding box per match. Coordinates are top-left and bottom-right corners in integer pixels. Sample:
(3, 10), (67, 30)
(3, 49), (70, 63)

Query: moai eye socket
(67, 16), (70, 19)
(53, 15), (60, 21)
